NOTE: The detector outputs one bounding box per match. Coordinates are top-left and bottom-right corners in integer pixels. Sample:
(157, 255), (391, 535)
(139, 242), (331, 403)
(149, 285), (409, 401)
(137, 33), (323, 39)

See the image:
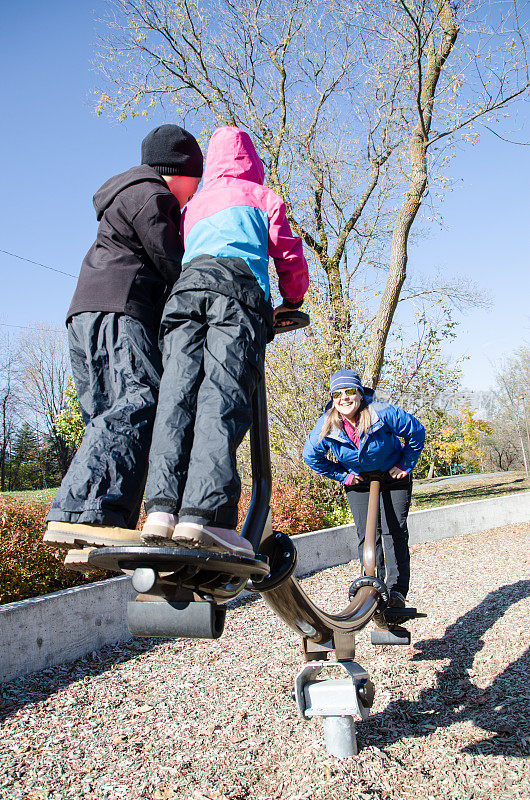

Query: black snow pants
(47, 312), (162, 528)
(345, 474), (412, 597)
(144, 289), (268, 528)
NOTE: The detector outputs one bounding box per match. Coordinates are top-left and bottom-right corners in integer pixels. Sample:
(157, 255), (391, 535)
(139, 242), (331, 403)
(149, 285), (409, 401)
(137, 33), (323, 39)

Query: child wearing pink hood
(141, 126), (309, 555)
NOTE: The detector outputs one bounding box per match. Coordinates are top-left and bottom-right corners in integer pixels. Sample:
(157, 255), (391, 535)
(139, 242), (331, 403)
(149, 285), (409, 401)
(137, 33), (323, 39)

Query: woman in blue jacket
(303, 369), (425, 607)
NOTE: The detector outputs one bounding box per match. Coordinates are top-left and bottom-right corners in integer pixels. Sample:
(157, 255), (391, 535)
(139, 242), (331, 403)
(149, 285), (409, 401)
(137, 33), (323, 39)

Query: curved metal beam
(242, 366), (383, 651)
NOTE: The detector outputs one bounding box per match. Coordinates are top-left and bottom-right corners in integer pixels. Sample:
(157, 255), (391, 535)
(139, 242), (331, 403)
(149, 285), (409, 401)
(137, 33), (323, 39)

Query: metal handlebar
(273, 310), (310, 333)
(242, 346), (384, 660)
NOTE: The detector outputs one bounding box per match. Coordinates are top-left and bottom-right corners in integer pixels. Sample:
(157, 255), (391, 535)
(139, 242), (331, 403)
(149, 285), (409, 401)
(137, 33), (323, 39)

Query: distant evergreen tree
(6, 423), (65, 490)
(9, 423), (41, 489)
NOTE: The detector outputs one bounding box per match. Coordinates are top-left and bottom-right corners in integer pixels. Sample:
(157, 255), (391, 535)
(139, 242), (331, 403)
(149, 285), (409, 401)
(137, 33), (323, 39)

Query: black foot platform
(89, 546), (269, 639)
(88, 545), (269, 582)
(371, 626), (411, 645)
(370, 607), (427, 646)
(88, 545), (270, 639)
(383, 606), (427, 624)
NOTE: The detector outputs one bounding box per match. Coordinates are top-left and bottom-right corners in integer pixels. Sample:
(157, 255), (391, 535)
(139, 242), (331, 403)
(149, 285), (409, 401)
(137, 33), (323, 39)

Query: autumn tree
(415, 408), (462, 477)
(96, 0), (528, 386)
(460, 407), (493, 472)
(54, 377), (85, 449)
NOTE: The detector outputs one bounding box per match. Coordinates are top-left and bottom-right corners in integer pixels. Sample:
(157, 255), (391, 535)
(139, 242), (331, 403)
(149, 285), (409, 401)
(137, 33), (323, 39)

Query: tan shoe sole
(63, 548), (100, 574)
(140, 522), (175, 546)
(171, 524), (254, 557)
(44, 521), (141, 549)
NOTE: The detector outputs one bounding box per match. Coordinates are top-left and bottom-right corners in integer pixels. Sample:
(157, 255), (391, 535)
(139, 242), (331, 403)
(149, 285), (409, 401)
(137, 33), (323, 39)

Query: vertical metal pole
(321, 716), (358, 758)
(240, 374), (272, 551)
(363, 480), (380, 577)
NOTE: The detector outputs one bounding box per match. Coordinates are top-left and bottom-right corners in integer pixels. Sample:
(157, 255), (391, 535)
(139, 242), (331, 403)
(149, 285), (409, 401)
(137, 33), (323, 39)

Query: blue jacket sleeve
(302, 421), (348, 483)
(381, 405), (425, 473)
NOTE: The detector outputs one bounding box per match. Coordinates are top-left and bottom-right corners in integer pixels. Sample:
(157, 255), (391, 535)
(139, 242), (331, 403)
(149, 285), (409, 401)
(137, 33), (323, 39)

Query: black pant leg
(144, 293), (207, 515)
(178, 293), (267, 528)
(379, 477), (412, 596)
(47, 312), (162, 528)
(344, 485), (386, 582)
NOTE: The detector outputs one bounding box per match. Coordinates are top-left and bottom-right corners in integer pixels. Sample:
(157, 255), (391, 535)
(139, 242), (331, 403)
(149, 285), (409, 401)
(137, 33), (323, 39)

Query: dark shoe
(389, 590), (406, 608)
(373, 591), (407, 629)
(386, 590), (408, 626)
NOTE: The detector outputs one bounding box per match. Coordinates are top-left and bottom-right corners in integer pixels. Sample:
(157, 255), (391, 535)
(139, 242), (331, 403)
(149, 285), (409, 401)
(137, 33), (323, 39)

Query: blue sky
(1, 0), (529, 392)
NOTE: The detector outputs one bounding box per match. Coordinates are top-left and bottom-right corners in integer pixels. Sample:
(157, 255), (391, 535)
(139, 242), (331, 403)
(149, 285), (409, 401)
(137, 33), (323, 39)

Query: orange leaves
(0, 498), (109, 604)
(238, 480), (327, 535)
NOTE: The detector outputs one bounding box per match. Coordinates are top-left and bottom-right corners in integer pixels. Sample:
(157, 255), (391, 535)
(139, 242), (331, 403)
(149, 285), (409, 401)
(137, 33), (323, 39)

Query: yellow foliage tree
(460, 407), (493, 472)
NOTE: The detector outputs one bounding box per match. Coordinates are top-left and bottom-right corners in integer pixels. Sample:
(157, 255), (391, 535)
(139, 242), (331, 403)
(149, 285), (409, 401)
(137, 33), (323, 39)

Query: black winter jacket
(67, 166), (184, 330)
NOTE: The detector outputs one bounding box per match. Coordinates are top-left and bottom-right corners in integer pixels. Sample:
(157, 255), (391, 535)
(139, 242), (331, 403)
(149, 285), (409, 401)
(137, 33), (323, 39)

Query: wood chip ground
(1, 522), (529, 800)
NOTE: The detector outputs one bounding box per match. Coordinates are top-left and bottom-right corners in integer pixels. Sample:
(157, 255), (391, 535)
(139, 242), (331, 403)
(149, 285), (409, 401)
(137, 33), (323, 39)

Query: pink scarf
(342, 415), (360, 448)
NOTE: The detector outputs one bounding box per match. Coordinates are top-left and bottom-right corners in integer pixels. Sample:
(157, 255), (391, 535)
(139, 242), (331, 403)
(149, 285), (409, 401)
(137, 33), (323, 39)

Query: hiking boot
(170, 523), (254, 557)
(44, 521), (141, 549)
(373, 591), (406, 628)
(140, 512), (178, 545)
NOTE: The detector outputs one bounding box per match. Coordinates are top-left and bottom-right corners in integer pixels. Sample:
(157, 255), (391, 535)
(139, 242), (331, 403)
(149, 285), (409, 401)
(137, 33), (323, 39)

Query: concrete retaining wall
(0, 577), (136, 684)
(2, 491), (529, 684)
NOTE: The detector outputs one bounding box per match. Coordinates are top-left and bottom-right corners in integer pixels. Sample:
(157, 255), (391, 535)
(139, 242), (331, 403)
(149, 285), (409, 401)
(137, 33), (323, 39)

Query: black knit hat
(141, 124), (203, 177)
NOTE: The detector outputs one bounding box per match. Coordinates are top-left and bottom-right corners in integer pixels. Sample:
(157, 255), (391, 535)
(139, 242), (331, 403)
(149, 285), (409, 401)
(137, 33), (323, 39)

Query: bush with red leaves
(1, 480), (328, 604)
(238, 481), (327, 534)
(0, 499), (111, 605)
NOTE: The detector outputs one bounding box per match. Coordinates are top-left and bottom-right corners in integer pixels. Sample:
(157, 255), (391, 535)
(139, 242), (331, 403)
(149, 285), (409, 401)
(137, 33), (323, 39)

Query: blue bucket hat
(325, 369), (375, 411)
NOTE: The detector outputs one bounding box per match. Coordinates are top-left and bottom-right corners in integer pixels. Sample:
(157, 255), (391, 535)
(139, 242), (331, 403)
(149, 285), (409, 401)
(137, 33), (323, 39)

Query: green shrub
(321, 498), (352, 528)
(0, 499), (112, 605)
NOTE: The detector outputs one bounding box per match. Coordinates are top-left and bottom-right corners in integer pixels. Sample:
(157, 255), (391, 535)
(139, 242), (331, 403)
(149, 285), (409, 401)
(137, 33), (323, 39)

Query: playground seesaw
(88, 311), (425, 756)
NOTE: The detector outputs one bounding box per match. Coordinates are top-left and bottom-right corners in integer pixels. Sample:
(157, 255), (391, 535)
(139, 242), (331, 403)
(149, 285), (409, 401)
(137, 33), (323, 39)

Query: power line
(0, 322), (66, 334)
(0, 249), (77, 278)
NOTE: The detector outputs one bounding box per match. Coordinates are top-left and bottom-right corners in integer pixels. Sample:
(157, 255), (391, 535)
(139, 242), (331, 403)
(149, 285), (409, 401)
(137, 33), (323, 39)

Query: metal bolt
(132, 567), (157, 593)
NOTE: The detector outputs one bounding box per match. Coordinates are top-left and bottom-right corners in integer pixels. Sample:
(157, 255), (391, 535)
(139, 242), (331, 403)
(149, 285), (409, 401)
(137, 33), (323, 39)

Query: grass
(410, 470), (530, 510)
(0, 488), (58, 504)
(1, 471), (529, 513)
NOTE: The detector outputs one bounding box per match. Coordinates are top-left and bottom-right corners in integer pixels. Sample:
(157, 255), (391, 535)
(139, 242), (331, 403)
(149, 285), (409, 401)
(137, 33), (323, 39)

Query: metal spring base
(294, 661), (374, 758)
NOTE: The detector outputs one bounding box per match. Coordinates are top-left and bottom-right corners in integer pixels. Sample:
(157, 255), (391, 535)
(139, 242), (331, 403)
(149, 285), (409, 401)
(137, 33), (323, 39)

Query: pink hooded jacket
(181, 127), (308, 305)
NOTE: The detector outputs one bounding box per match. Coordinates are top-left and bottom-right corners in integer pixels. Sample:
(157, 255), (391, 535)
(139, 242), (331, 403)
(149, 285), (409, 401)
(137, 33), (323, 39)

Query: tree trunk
(362, 0), (459, 388)
(362, 132), (427, 387)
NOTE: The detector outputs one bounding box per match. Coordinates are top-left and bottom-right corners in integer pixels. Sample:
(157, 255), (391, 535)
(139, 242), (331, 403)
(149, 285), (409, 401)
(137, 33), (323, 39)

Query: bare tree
(494, 345), (530, 476)
(17, 324), (73, 477)
(96, 0), (411, 361)
(96, 0), (529, 383)
(0, 331), (21, 490)
(483, 428), (521, 471)
(360, 0), (529, 385)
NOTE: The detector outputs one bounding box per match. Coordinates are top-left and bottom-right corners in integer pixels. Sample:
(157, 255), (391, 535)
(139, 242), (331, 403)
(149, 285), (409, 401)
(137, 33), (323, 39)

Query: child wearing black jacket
(44, 125), (203, 560)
